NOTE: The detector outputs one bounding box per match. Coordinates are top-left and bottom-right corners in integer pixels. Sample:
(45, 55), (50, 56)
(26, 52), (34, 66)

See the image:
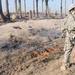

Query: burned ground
(0, 19), (75, 75)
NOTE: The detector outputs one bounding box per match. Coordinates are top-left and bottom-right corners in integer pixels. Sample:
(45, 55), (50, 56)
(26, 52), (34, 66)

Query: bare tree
(60, 0), (63, 17)
(65, 0), (66, 16)
(14, 0), (18, 16)
(45, 0), (48, 17)
(42, 0), (44, 15)
(6, 0), (11, 21)
(24, 0), (26, 16)
(18, 0), (22, 18)
(33, 0), (35, 17)
(45, 0), (54, 17)
(72, 0), (74, 3)
(36, 0), (38, 17)
(0, 0), (7, 22)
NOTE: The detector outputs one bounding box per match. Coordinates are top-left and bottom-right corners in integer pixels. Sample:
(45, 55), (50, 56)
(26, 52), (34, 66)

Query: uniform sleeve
(61, 16), (68, 38)
(61, 17), (68, 31)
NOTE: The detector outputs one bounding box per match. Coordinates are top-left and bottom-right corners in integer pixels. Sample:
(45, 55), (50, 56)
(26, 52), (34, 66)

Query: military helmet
(69, 3), (75, 11)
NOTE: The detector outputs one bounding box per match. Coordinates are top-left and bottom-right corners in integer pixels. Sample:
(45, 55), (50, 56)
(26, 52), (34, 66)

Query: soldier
(61, 3), (75, 71)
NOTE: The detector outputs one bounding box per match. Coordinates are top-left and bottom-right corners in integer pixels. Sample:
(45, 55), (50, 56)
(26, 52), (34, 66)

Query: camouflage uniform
(62, 12), (75, 67)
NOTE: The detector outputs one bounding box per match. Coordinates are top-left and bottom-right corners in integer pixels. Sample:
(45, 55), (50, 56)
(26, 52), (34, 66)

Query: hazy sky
(2, 0), (73, 13)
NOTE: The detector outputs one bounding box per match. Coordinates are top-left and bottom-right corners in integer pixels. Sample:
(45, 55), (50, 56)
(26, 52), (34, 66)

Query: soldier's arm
(61, 16), (68, 38)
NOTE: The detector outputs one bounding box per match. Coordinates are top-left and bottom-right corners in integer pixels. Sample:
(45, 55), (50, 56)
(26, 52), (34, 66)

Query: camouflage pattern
(62, 13), (75, 67)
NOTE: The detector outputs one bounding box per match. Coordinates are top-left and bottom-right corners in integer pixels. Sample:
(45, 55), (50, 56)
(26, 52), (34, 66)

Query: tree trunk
(72, 0), (74, 3)
(65, 0), (66, 16)
(24, 0), (26, 16)
(18, 0), (22, 18)
(42, 0), (43, 14)
(36, 0), (38, 17)
(45, 0), (48, 17)
(0, 0), (7, 22)
(72, 0), (75, 3)
(33, 0), (35, 17)
(14, 0), (18, 16)
(60, 0), (62, 18)
(6, 0), (11, 21)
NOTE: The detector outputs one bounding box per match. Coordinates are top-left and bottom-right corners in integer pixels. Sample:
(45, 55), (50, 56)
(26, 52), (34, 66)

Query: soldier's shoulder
(65, 14), (71, 19)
